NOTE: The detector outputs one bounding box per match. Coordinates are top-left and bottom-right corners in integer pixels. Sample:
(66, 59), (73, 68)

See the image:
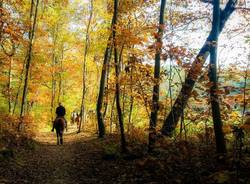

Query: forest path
(2, 125), (250, 183)
(1, 125), (106, 184)
(1, 125), (143, 184)
(28, 125), (92, 184)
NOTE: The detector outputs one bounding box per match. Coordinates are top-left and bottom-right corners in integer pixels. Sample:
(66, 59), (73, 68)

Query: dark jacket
(56, 105), (66, 117)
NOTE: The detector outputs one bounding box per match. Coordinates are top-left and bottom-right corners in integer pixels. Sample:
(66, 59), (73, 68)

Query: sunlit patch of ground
(34, 124), (93, 145)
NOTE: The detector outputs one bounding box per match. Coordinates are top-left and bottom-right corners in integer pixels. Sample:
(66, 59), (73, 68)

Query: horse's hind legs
(60, 137), (63, 145)
(60, 133), (63, 145)
(56, 133), (60, 145)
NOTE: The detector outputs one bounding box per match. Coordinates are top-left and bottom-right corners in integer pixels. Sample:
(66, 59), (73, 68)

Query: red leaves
(191, 90), (199, 99)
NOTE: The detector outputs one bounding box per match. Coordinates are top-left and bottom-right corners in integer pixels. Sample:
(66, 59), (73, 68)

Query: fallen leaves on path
(1, 126), (250, 184)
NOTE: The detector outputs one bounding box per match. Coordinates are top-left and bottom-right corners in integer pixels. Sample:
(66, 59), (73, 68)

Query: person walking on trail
(52, 103), (67, 132)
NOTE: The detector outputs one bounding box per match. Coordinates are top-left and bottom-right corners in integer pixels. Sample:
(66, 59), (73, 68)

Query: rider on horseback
(52, 103), (67, 132)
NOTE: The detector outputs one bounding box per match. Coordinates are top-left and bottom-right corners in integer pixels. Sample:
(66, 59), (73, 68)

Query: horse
(75, 113), (81, 128)
(70, 111), (77, 125)
(53, 117), (67, 145)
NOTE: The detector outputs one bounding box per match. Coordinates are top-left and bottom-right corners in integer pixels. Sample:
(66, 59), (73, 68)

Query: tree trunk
(242, 58), (249, 122)
(103, 46), (114, 119)
(12, 63), (25, 115)
(103, 48), (112, 119)
(161, 0), (238, 136)
(2, 44), (16, 114)
(51, 56), (56, 124)
(109, 95), (116, 133)
(148, 0), (166, 152)
(50, 25), (59, 125)
(127, 65), (134, 134)
(0, 0), (3, 41)
(112, 0), (127, 152)
(8, 57), (12, 114)
(79, 0), (93, 133)
(96, 5), (115, 138)
(19, 0), (39, 130)
(57, 47), (64, 104)
(209, 0), (226, 154)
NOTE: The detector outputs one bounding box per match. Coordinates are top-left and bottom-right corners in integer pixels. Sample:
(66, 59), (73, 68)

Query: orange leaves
(176, 59), (182, 66)
(1, 18), (23, 43)
(241, 115), (250, 132)
(191, 90), (199, 100)
(153, 32), (159, 39)
(147, 41), (163, 52)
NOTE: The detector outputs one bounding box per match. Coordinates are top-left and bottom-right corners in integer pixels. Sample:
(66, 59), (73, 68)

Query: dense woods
(0, 0), (250, 183)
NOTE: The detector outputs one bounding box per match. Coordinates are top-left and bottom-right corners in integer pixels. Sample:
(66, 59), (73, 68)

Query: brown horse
(53, 117), (67, 145)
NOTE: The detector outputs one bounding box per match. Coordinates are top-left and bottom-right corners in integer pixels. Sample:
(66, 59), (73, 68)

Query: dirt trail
(3, 125), (250, 184)
(0, 125), (101, 184)
(30, 126), (84, 184)
(1, 126), (143, 184)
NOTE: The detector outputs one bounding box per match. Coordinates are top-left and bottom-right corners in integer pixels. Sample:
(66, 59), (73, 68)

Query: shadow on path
(0, 125), (141, 184)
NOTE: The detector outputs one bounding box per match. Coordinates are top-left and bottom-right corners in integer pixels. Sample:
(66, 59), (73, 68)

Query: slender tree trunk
(2, 42), (16, 114)
(58, 64), (62, 103)
(117, 44), (125, 116)
(209, 0), (226, 154)
(103, 48), (112, 119)
(148, 0), (166, 152)
(12, 50), (27, 115)
(0, 0), (3, 41)
(161, 0), (238, 136)
(103, 46), (113, 119)
(57, 47), (64, 104)
(8, 57), (12, 114)
(20, 0), (35, 117)
(19, 0), (39, 130)
(12, 64), (25, 115)
(242, 58), (249, 122)
(127, 63), (134, 133)
(122, 81), (126, 115)
(179, 71), (186, 139)
(110, 95), (116, 133)
(112, 0), (127, 152)
(50, 25), (58, 125)
(96, 6), (115, 138)
(79, 0), (93, 133)
(51, 57), (56, 124)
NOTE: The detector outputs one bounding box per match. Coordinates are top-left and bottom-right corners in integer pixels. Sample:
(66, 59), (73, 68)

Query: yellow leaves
(119, 0), (157, 13)
(230, 111), (240, 122)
